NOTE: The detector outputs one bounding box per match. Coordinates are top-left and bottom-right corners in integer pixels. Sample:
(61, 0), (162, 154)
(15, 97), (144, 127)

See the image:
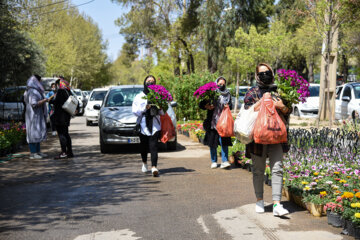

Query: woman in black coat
(200, 77), (232, 169)
(49, 78), (75, 159)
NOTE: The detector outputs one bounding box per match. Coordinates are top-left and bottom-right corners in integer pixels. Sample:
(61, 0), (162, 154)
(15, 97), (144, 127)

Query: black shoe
(54, 152), (67, 159)
(67, 152), (74, 158)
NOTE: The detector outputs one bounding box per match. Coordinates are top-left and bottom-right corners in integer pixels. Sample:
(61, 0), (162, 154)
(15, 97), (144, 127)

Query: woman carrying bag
(244, 63), (290, 217)
(200, 77), (232, 169)
(132, 75), (164, 177)
(49, 77), (76, 159)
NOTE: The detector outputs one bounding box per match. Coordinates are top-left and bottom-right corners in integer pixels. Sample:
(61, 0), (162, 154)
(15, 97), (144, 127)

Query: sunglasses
(258, 70), (272, 77)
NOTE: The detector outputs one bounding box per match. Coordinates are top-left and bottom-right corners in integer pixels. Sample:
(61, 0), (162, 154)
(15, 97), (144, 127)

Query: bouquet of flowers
(143, 85), (173, 112)
(275, 69), (310, 109)
(193, 82), (219, 103)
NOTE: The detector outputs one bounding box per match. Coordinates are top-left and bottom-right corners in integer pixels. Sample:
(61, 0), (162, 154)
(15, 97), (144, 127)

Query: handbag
(62, 90), (79, 116)
(234, 105), (258, 144)
(134, 113), (144, 135)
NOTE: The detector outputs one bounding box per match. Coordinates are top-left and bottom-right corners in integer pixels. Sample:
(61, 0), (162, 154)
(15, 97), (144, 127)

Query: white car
(85, 88), (109, 126)
(293, 84), (320, 118)
(335, 83), (360, 120)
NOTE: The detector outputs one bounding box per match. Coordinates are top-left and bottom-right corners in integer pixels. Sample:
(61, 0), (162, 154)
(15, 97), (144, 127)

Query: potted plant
(324, 199), (344, 228)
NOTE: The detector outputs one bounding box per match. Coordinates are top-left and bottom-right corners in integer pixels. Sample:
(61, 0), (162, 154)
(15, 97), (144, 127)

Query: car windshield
(1, 87), (26, 102)
(239, 88), (248, 97)
(105, 88), (143, 107)
(74, 90), (82, 96)
(90, 90), (107, 101)
(309, 86), (320, 97)
(354, 86), (360, 99)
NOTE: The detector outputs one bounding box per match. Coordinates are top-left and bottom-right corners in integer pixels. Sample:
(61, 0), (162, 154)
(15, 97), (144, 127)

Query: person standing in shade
(132, 75), (164, 177)
(24, 75), (49, 159)
(46, 83), (57, 136)
(49, 77), (75, 159)
(200, 76), (233, 169)
(244, 63), (290, 217)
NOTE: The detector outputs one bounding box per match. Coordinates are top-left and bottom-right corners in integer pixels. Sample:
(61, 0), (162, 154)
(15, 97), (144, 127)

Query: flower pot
(347, 220), (355, 237)
(327, 211), (342, 228)
(353, 225), (360, 239)
(189, 132), (198, 142)
(305, 202), (312, 214)
(310, 203), (323, 217)
(283, 188), (292, 201)
(149, 106), (159, 116)
(183, 131), (189, 137)
(229, 155), (235, 164)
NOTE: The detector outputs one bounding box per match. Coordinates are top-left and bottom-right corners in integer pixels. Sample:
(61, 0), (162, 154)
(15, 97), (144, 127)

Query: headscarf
(143, 75), (156, 133)
(59, 79), (71, 90)
(255, 63), (275, 88)
(25, 75), (47, 118)
(212, 76), (231, 129)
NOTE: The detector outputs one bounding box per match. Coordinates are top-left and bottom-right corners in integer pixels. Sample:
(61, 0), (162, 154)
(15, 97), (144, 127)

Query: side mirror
(170, 101), (177, 108)
(342, 96), (351, 102)
(93, 104), (101, 110)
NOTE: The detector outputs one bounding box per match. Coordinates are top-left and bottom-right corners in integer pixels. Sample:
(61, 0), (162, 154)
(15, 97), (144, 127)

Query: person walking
(49, 77), (75, 159)
(200, 77), (232, 169)
(46, 83), (57, 136)
(244, 63), (290, 217)
(24, 75), (49, 159)
(132, 75), (163, 177)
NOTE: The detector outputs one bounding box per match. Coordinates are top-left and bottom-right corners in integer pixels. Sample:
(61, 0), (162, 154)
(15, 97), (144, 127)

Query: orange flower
(354, 189), (359, 192)
(356, 192), (360, 199)
(335, 190), (342, 195)
(342, 192), (354, 199)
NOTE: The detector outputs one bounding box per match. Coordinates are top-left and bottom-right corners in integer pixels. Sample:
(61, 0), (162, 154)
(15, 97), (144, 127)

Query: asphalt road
(0, 116), (351, 240)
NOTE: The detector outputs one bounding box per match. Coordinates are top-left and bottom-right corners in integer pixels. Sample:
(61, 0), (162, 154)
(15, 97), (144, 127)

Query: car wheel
(86, 120), (92, 126)
(294, 107), (300, 117)
(100, 132), (111, 153)
(166, 137), (177, 151)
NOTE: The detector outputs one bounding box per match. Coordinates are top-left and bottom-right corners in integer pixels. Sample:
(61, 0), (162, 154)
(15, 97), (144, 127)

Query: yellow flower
(302, 181), (309, 185)
(320, 191), (327, 196)
(283, 178), (286, 181)
(351, 203), (357, 208)
(356, 203), (360, 208)
(315, 179), (319, 182)
(313, 172), (319, 176)
(340, 179), (347, 183)
(342, 192), (355, 199)
(347, 176), (351, 179)
(355, 213), (360, 218)
(334, 172), (340, 175)
(356, 192), (360, 199)
(303, 186), (311, 191)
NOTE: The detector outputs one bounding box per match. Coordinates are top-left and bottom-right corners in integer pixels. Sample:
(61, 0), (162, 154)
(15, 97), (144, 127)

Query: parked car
(0, 86), (26, 121)
(335, 83), (360, 120)
(95, 85), (177, 153)
(231, 86), (250, 109)
(293, 84), (320, 118)
(85, 88), (109, 126)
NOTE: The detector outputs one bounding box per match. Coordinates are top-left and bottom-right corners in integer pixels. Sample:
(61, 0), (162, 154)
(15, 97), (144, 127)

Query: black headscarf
(143, 75), (156, 133)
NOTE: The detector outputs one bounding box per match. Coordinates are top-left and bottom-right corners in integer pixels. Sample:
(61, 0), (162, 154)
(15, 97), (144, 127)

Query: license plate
(128, 137), (140, 144)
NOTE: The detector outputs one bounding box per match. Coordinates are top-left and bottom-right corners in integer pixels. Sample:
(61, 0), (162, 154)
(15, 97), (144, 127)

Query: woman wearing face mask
(46, 83), (57, 136)
(132, 75), (164, 177)
(24, 75), (49, 159)
(244, 63), (291, 217)
(200, 77), (233, 169)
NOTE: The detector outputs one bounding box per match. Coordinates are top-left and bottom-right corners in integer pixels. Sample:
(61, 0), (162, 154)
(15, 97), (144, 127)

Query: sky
(77, 0), (128, 62)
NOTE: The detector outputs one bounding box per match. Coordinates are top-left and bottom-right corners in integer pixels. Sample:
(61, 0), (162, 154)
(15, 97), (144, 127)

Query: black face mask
(218, 84), (226, 91)
(258, 71), (273, 85)
(145, 81), (154, 86)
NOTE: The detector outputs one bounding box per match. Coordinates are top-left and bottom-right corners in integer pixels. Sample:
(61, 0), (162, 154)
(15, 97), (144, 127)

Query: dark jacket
(243, 86), (291, 158)
(49, 89), (72, 126)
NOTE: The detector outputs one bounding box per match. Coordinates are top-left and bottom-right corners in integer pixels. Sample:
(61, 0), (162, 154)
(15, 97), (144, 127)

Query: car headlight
(104, 117), (125, 127)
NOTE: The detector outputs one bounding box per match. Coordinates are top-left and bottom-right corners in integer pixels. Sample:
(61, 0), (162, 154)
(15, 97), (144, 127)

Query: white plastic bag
(62, 91), (79, 116)
(234, 104), (258, 144)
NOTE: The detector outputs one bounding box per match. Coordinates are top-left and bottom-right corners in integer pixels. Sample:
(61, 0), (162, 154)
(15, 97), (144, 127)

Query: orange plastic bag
(253, 95), (287, 144)
(216, 106), (235, 137)
(160, 113), (176, 143)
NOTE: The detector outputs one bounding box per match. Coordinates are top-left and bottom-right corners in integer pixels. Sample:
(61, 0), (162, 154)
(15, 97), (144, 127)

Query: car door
(341, 86), (352, 119)
(335, 86), (343, 120)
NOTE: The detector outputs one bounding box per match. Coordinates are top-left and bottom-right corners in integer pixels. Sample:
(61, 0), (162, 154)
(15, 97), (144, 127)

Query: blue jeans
(29, 143), (40, 153)
(210, 137), (228, 163)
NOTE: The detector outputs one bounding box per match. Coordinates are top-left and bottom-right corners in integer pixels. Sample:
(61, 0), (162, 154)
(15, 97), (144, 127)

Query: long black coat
(199, 100), (233, 148)
(49, 89), (72, 126)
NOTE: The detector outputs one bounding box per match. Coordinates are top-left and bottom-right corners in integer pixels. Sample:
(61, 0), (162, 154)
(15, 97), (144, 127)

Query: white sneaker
(52, 131), (57, 136)
(256, 200), (265, 213)
(37, 152), (48, 157)
(30, 153), (42, 159)
(152, 167), (159, 177)
(211, 163), (218, 169)
(220, 161), (231, 169)
(273, 204), (289, 216)
(142, 163), (148, 173)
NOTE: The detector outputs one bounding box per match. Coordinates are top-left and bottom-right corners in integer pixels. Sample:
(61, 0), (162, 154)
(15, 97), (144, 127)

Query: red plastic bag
(160, 113), (176, 143)
(253, 95), (287, 144)
(216, 106), (235, 137)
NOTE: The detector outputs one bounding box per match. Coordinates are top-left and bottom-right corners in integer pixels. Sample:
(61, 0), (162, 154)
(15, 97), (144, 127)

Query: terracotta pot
(305, 202), (312, 214)
(310, 203), (323, 217)
(283, 188), (292, 201)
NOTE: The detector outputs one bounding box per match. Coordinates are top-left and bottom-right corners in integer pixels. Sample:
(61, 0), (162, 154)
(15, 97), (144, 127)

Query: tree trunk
(207, 56), (217, 73)
(234, 71), (240, 114)
(342, 54), (348, 83)
(308, 58), (314, 83)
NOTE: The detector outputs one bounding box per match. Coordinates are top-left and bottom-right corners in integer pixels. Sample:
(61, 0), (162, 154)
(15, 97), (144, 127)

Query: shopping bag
(160, 113), (176, 143)
(253, 95), (287, 144)
(234, 105), (258, 144)
(216, 106), (234, 137)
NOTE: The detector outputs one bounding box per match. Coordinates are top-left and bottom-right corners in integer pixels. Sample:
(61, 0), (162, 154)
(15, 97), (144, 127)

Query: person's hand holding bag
(253, 93), (287, 144)
(216, 105), (234, 137)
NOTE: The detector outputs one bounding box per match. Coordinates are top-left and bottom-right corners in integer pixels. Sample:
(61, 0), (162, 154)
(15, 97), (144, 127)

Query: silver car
(95, 85), (177, 153)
